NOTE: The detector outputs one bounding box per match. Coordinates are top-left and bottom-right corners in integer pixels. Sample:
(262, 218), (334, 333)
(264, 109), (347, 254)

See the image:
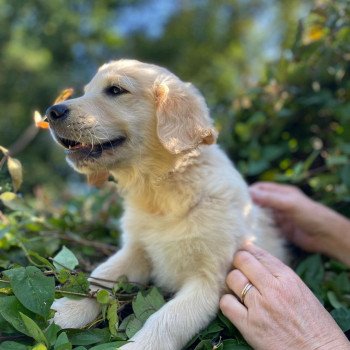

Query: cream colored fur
(50, 59), (286, 350)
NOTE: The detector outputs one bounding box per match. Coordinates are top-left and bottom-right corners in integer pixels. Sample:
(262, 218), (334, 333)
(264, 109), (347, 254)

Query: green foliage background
(0, 0), (350, 349)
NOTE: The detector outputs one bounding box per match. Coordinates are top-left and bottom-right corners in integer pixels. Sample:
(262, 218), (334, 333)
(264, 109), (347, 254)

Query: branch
(8, 124), (39, 157)
(53, 231), (116, 255)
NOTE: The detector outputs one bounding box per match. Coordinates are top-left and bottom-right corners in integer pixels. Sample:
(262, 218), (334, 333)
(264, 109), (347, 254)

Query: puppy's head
(46, 59), (217, 180)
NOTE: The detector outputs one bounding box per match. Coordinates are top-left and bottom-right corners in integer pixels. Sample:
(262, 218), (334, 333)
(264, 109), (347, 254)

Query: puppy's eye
(105, 85), (129, 96)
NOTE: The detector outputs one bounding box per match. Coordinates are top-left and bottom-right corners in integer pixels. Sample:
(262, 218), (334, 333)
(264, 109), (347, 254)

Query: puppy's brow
(106, 74), (137, 92)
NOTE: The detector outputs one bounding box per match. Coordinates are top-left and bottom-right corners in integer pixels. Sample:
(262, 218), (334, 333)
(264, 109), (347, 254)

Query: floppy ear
(154, 78), (217, 154)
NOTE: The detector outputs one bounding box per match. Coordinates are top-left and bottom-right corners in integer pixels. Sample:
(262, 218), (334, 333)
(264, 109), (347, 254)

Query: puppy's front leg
(89, 241), (151, 290)
(120, 278), (221, 350)
(52, 241), (151, 329)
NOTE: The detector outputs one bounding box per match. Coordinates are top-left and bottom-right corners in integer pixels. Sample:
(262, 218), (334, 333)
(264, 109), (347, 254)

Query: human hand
(249, 182), (350, 265)
(220, 244), (349, 350)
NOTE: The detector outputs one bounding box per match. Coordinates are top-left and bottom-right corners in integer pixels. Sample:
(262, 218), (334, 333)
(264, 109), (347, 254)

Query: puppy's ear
(154, 78), (217, 154)
(87, 171), (109, 187)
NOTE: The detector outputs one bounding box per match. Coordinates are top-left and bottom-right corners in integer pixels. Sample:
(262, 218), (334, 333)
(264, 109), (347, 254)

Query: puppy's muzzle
(46, 104), (69, 122)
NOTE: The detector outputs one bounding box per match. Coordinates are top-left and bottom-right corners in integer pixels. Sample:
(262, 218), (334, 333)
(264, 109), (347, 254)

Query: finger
(249, 187), (293, 211)
(250, 182), (295, 193)
(220, 294), (247, 329)
(243, 243), (290, 277)
(233, 250), (273, 289)
(226, 269), (257, 307)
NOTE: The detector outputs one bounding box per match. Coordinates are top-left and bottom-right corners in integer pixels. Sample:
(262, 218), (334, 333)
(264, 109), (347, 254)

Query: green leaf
(45, 322), (61, 346)
(333, 272), (350, 294)
(96, 289), (110, 304)
(88, 341), (128, 350)
(132, 287), (165, 323)
(327, 291), (345, 309)
(341, 164), (350, 189)
(19, 312), (48, 347)
(4, 266), (55, 317)
(53, 246), (79, 271)
(107, 300), (119, 337)
(68, 328), (110, 346)
(0, 312), (17, 333)
(296, 254), (324, 296)
(222, 340), (252, 349)
(217, 312), (239, 337)
(199, 320), (223, 338)
(331, 308), (350, 332)
(54, 332), (72, 350)
(193, 340), (213, 350)
(124, 315), (143, 339)
(28, 250), (55, 269)
(59, 272), (89, 296)
(0, 296), (34, 335)
(0, 342), (28, 350)
(0, 192), (30, 211)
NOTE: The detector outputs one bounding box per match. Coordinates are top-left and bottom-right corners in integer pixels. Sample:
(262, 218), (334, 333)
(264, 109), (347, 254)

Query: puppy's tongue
(68, 142), (91, 150)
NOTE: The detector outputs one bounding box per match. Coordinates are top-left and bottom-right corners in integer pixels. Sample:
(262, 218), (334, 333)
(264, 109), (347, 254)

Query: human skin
(220, 244), (350, 350)
(249, 182), (350, 266)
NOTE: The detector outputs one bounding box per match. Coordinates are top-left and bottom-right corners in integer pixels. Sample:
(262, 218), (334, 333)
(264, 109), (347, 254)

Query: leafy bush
(1, 1), (349, 349)
(228, 0), (350, 215)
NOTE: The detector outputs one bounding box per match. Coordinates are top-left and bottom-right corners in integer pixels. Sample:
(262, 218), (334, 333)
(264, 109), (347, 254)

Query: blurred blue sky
(116, 0), (312, 63)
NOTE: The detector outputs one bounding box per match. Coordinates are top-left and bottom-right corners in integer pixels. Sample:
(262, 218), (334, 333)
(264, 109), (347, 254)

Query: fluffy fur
(49, 59), (286, 350)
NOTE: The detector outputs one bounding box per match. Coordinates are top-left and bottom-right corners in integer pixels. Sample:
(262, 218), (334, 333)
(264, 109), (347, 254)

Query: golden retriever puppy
(46, 59), (286, 350)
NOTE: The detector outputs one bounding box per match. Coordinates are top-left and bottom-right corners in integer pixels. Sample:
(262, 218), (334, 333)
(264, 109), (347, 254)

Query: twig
(47, 231), (116, 255)
(8, 124), (39, 157)
(18, 241), (51, 269)
(56, 289), (94, 298)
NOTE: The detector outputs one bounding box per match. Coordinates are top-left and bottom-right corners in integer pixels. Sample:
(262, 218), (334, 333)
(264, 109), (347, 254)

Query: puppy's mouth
(55, 135), (126, 158)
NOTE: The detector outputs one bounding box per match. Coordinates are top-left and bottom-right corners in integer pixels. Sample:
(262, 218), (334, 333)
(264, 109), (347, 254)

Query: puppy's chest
(132, 216), (200, 290)
(123, 210), (237, 292)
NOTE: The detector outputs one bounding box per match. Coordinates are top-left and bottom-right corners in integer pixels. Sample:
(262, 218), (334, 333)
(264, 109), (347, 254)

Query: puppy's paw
(51, 297), (101, 328)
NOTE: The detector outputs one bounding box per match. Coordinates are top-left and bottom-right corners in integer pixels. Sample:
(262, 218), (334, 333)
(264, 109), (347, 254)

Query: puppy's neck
(110, 148), (202, 215)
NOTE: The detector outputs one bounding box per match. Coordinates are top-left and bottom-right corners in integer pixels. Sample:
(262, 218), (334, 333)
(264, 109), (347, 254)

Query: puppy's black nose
(46, 104), (69, 121)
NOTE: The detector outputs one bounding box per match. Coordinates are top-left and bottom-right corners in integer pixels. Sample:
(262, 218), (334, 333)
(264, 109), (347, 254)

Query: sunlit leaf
(54, 88), (74, 104)
(96, 290), (110, 305)
(53, 246), (79, 271)
(303, 25), (326, 45)
(0, 192), (29, 211)
(20, 312), (48, 346)
(107, 299), (119, 337)
(0, 145), (9, 155)
(34, 110), (50, 129)
(7, 156), (23, 192)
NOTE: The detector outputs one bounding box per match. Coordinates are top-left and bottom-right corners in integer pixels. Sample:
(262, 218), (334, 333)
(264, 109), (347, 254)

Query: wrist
(312, 337), (350, 350)
(317, 205), (350, 266)
(309, 202), (350, 266)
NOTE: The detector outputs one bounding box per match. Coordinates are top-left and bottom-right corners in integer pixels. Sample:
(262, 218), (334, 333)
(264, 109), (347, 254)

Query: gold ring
(241, 282), (253, 304)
